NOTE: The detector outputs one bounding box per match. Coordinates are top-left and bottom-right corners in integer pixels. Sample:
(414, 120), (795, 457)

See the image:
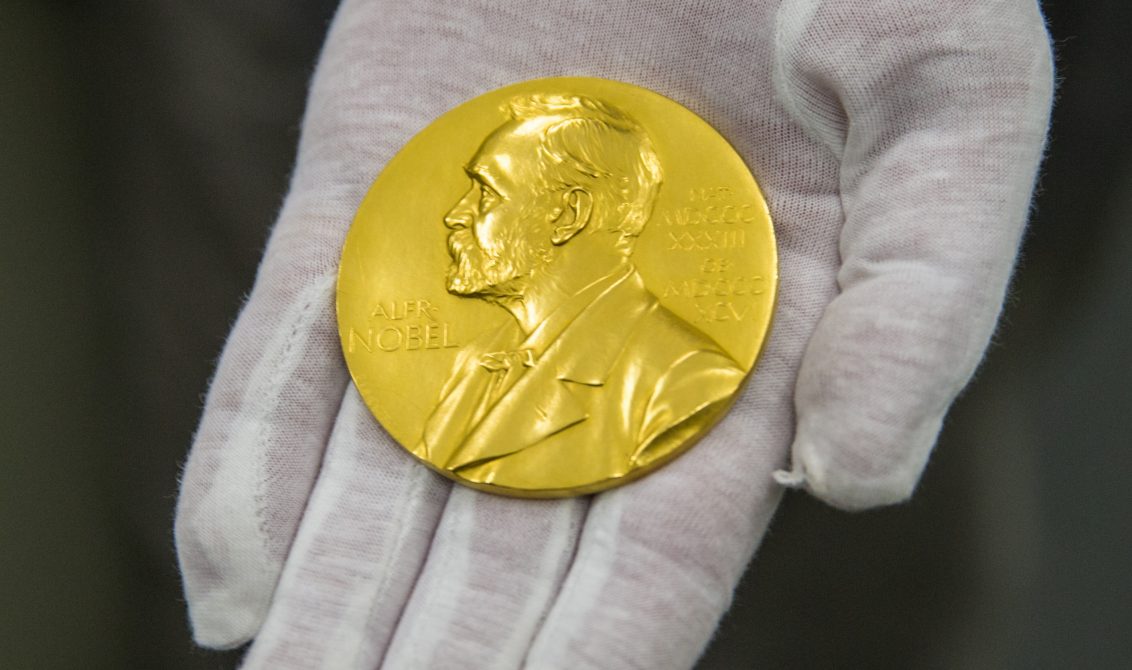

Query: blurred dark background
(1, 1), (1128, 668)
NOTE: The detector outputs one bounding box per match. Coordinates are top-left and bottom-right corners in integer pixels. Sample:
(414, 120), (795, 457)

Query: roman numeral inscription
(692, 301), (754, 323)
(666, 229), (746, 251)
(655, 187), (763, 253)
(661, 275), (766, 299)
(661, 257), (767, 324)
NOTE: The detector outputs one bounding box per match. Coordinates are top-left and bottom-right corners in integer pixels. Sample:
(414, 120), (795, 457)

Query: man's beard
(445, 228), (549, 299)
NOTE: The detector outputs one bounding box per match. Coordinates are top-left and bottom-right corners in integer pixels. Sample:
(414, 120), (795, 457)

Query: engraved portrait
(415, 94), (746, 490)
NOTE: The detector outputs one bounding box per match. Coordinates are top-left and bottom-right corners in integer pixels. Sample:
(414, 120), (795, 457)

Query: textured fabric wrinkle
(335, 462), (438, 668)
(253, 275), (340, 562)
(377, 488), (476, 669)
(525, 492), (624, 665)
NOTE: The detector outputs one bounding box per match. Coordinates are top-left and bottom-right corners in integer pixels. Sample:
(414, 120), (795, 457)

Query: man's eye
(479, 185), (501, 209)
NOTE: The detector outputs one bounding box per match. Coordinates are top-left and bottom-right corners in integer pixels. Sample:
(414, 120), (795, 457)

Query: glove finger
(773, 0), (1055, 509)
(380, 488), (589, 669)
(175, 270), (346, 648)
(174, 0), (435, 645)
(240, 384), (450, 670)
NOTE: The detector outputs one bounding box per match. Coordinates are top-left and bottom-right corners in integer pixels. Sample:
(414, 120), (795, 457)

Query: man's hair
(505, 94), (663, 240)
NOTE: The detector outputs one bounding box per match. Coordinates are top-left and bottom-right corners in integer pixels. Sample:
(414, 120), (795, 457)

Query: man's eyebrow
(465, 163), (501, 192)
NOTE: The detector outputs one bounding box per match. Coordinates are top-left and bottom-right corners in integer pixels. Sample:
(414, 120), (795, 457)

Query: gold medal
(337, 77), (776, 497)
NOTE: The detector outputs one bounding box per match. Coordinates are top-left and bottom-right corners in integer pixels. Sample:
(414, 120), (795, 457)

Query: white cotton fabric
(174, 0), (1054, 667)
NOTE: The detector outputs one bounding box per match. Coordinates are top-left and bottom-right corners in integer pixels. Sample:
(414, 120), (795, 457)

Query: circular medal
(337, 77), (776, 497)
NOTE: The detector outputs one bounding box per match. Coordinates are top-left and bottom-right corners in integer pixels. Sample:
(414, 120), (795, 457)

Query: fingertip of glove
(784, 434), (920, 512)
(181, 560), (271, 650)
(188, 596), (263, 650)
(192, 630), (254, 652)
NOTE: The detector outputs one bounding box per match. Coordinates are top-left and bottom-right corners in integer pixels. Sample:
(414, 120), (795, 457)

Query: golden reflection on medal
(337, 77), (777, 497)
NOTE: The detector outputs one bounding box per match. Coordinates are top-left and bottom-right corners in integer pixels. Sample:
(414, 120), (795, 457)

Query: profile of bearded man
(416, 93), (745, 491)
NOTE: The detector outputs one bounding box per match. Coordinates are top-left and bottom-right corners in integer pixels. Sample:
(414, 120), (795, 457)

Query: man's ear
(549, 188), (592, 245)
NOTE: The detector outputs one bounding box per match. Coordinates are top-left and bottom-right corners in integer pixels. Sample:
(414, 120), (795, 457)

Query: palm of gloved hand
(175, 1), (1052, 668)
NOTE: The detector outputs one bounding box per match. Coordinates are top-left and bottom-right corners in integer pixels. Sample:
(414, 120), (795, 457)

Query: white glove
(175, 0), (1053, 667)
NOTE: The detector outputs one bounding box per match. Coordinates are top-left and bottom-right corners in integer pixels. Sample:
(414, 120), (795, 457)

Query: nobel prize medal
(337, 77), (777, 497)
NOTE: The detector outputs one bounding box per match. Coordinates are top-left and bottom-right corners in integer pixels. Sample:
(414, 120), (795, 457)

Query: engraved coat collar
(441, 266), (655, 471)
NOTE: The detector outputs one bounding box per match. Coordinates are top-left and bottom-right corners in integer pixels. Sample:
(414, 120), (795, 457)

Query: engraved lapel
(443, 361), (589, 470)
(418, 360), (490, 465)
(445, 271), (655, 470)
(418, 325), (517, 466)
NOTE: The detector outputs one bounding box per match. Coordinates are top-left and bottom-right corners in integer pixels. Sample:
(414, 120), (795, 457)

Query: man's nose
(444, 192), (475, 230)
(443, 211), (469, 230)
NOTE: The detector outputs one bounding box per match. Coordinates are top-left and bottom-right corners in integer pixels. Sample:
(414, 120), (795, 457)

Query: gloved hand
(174, 0), (1054, 667)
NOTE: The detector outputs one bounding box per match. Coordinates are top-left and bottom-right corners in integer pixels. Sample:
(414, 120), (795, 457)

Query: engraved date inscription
(663, 258), (767, 324)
